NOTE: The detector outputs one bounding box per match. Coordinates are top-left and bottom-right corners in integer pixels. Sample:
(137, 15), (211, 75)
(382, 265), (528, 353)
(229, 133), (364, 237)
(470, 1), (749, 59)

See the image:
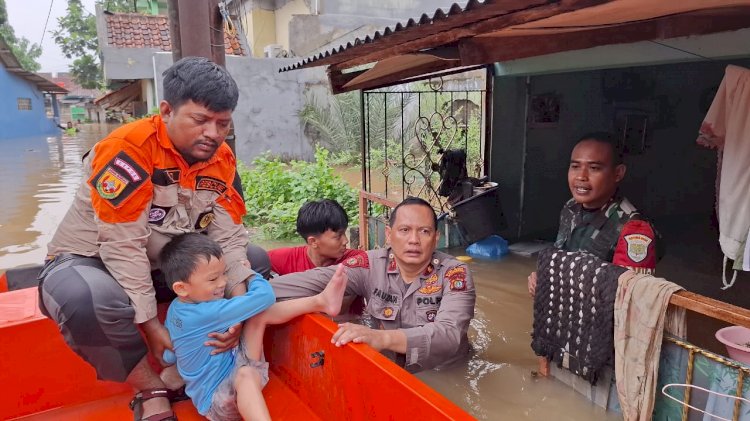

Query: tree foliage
(239, 147), (359, 240)
(52, 0), (149, 89)
(52, 0), (100, 88)
(0, 0), (42, 72)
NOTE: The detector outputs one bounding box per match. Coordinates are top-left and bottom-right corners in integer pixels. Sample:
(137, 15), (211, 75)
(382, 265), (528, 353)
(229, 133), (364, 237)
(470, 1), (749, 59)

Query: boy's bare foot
(317, 264), (348, 317)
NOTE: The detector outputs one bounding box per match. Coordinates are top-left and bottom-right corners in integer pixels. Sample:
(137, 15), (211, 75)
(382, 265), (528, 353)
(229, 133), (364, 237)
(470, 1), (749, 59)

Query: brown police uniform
(38, 115), (260, 381)
(271, 248), (476, 373)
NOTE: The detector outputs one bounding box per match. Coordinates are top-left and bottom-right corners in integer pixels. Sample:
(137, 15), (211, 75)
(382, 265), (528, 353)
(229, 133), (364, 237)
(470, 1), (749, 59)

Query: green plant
(239, 147), (359, 240)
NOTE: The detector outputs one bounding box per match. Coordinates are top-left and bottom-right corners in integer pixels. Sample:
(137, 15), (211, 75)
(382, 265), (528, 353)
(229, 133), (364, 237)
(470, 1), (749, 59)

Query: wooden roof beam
(456, 7), (750, 65)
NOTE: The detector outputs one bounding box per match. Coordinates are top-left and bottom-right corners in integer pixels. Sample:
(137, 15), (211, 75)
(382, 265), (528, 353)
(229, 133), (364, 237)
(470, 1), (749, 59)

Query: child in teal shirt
(160, 233), (347, 420)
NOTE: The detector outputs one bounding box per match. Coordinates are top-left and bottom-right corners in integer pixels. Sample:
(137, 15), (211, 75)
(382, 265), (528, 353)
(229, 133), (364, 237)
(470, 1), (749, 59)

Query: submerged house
(282, 0), (750, 417)
(0, 35), (67, 139)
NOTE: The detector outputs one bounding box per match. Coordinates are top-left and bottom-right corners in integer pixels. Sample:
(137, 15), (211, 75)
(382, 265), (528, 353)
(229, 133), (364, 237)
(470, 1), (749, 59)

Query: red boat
(0, 268), (473, 420)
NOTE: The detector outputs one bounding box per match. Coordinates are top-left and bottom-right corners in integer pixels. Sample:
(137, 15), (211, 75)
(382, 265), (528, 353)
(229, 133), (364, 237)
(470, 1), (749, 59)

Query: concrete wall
(491, 58), (750, 240)
(0, 67), (59, 139)
(153, 53), (329, 164)
(101, 46), (164, 80)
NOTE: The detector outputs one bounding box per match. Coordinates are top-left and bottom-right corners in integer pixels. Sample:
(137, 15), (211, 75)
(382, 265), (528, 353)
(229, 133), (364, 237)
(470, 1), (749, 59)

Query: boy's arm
(214, 274), (276, 327)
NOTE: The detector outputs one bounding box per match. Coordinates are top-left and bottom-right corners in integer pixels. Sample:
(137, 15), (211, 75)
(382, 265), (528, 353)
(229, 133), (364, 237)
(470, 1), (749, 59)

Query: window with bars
(17, 98), (32, 111)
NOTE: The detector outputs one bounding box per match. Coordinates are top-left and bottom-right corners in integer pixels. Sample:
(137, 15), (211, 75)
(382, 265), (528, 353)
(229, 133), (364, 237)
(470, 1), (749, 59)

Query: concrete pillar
(51, 94), (61, 122)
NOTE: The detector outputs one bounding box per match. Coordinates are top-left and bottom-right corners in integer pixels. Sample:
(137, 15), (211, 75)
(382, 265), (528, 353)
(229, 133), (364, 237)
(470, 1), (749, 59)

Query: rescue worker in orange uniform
(37, 57), (268, 421)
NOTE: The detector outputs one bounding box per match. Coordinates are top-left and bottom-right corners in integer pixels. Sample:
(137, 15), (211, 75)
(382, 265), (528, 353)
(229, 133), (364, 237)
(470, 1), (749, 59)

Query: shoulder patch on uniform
(613, 220), (657, 269)
(446, 265), (468, 291)
(196, 176), (228, 195)
(89, 151), (148, 207)
(341, 251), (369, 269)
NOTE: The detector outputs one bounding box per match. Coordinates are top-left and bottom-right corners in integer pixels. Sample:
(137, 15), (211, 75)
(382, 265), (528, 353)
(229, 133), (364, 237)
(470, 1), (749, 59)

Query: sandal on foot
(167, 385), (189, 403)
(129, 389), (177, 421)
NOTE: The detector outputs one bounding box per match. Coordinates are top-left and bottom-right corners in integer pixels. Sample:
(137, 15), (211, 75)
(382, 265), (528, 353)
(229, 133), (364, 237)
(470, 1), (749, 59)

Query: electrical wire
(40, 0), (55, 46)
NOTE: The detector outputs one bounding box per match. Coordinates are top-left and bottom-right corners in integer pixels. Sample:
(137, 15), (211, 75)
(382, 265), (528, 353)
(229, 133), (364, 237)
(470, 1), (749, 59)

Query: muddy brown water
(0, 127), (618, 419)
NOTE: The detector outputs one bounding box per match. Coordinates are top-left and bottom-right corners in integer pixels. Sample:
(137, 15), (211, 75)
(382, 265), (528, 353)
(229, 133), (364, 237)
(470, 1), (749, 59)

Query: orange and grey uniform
(38, 115), (260, 381)
(271, 248), (476, 373)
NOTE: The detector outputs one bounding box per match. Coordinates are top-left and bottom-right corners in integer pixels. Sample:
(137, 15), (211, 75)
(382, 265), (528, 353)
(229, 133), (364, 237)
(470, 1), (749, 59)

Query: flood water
(0, 125), (618, 420)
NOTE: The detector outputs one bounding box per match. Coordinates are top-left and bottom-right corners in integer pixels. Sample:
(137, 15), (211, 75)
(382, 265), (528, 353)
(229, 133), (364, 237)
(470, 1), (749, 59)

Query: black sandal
(129, 389), (177, 421)
(167, 385), (189, 403)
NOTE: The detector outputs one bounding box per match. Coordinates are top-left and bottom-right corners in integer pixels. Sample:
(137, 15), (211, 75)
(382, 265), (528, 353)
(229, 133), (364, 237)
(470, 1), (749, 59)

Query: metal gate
(361, 73), (488, 214)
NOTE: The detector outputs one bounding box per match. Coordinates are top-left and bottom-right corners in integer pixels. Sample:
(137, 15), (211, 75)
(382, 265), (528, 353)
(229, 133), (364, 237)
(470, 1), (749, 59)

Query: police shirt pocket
(415, 293), (442, 324)
(369, 299), (400, 321)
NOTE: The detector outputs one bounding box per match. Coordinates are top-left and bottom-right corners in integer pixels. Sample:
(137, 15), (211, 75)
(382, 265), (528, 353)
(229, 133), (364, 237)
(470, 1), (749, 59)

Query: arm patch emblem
(613, 220), (657, 270)
(446, 266), (468, 291)
(196, 176), (228, 195)
(89, 152), (148, 207)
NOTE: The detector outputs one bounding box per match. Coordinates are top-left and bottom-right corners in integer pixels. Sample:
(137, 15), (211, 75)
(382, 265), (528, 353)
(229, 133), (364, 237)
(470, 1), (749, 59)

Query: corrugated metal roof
(0, 35), (69, 94)
(279, 0), (491, 72)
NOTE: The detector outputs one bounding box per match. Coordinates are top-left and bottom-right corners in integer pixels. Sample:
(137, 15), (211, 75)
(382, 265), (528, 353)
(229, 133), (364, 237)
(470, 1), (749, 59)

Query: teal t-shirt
(164, 274), (275, 415)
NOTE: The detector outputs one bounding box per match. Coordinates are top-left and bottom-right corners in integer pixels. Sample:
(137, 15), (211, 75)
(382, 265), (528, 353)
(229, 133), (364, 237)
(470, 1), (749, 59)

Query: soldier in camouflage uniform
(528, 133), (663, 295)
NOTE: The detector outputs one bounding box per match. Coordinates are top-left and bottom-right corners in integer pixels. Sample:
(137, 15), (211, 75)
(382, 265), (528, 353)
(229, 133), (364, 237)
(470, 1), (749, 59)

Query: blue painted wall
(0, 66), (60, 139)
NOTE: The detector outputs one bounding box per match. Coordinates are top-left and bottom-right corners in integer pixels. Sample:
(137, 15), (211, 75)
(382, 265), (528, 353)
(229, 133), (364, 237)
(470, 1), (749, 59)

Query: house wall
(153, 53), (329, 164)
(491, 58), (750, 240)
(0, 67), (59, 139)
(274, 0), (309, 54)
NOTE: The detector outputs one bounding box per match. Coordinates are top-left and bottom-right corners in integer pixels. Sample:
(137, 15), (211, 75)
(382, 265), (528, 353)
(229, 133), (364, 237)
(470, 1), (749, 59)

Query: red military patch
(446, 266), (468, 291)
(613, 220), (657, 271)
(340, 250), (369, 269)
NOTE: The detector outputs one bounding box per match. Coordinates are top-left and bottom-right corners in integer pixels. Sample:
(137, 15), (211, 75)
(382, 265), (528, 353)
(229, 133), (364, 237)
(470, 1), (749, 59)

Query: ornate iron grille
(362, 77), (487, 214)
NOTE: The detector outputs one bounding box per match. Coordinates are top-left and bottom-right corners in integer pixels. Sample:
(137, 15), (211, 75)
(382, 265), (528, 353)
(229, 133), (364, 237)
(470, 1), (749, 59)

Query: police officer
(528, 132), (663, 295)
(271, 197), (476, 373)
(38, 57), (269, 420)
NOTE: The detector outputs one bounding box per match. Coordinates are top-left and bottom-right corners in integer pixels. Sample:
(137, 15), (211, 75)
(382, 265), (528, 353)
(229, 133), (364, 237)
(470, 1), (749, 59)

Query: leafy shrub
(239, 147), (359, 240)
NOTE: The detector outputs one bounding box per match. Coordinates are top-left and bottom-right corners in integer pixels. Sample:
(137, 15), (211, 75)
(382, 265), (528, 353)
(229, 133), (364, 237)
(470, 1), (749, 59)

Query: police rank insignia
(382, 307), (394, 318)
(624, 233), (652, 263)
(426, 310), (437, 322)
(96, 167), (128, 199)
(418, 273), (442, 294)
(196, 211), (215, 229)
(446, 266), (468, 291)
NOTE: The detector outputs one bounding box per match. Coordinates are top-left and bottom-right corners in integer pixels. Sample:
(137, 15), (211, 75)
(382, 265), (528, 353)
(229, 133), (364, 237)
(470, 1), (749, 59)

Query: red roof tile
(105, 13), (245, 56)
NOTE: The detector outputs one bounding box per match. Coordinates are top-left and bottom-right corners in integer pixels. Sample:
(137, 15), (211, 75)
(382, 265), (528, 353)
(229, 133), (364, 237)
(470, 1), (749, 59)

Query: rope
(219, 1), (237, 38)
(40, 0), (55, 45)
(661, 383), (750, 421)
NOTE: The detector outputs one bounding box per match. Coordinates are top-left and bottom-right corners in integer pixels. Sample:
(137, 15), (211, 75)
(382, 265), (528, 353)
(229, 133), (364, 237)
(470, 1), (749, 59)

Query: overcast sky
(6, 0), (98, 73)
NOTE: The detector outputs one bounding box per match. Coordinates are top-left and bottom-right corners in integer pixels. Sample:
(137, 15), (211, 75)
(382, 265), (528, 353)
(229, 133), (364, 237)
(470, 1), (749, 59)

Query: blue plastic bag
(466, 235), (509, 259)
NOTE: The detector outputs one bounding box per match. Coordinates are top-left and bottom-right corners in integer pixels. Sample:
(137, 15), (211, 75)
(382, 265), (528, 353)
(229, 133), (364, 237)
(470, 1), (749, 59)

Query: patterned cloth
(614, 271), (684, 421)
(532, 248), (626, 384)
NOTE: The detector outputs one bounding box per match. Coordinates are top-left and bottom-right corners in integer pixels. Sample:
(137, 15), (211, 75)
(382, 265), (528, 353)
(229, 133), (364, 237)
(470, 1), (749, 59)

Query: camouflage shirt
(554, 195), (663, 273)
